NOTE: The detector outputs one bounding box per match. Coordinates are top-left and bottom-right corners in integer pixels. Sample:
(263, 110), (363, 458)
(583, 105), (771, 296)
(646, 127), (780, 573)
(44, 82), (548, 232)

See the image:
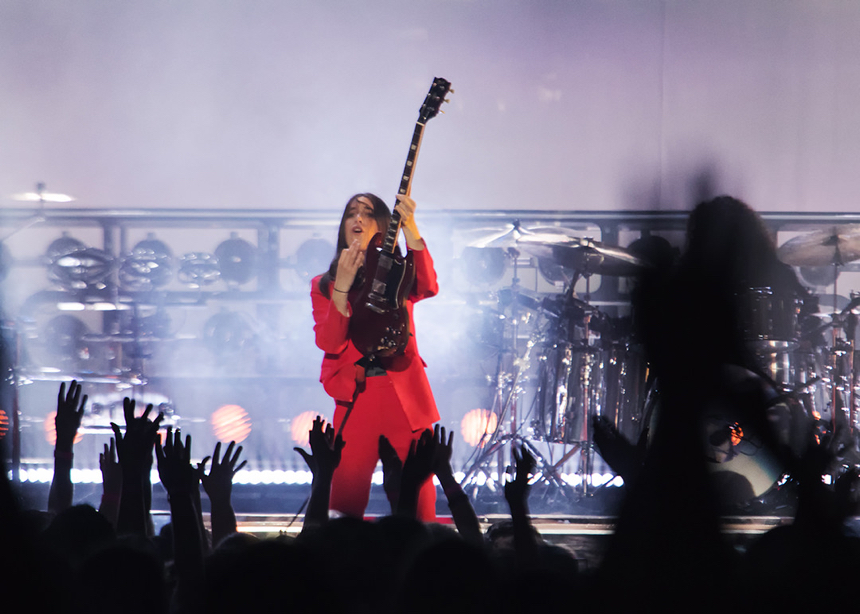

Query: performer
(310, 192), (440, 521)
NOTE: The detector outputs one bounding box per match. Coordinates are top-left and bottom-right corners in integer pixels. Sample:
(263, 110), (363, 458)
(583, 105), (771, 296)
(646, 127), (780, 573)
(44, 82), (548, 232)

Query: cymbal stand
(824, 252), (857, 437)
(459, 250), (570, 500)
(575, 272), (600, 495)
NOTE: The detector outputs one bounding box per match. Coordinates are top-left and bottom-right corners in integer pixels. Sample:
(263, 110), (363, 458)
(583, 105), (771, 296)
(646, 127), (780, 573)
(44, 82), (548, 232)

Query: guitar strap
(335, 365), (366, 439)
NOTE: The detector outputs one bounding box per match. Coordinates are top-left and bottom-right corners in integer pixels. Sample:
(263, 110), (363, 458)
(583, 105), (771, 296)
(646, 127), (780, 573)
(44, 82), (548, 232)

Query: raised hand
(199, 441), (247, 504)
(48, 380), (87, 514)
(294, 416), (345, 529)
(379, 435), (403, 509)
(397, 428), (436, 518)
(100, 437), (122, 497)
(294, 416), (344, 478)
(401, 428), (436, 490)
(430, 424), (455, 481)
(156, 427), (196, 498)
(98, 437), (122, 526)
(504, 444), (536, 512)
(55, 380), (86, 452)
(111, 398), (164, 472)
(112, 398), (163, 536)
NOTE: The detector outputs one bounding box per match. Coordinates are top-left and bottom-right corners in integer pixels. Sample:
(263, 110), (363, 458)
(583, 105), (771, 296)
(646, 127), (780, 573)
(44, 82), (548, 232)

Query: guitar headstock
(418, 77), (452, 123)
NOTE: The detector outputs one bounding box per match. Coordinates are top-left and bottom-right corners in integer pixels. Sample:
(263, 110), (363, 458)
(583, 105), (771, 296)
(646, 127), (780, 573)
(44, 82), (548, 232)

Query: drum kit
(459, 222), (651, 501)
(459, 222), (860, 507)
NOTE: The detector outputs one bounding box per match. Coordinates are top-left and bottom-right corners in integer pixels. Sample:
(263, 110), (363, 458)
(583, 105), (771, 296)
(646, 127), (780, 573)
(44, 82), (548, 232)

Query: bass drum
(644, 366), (812, 506)
(535, 342), (648, 444)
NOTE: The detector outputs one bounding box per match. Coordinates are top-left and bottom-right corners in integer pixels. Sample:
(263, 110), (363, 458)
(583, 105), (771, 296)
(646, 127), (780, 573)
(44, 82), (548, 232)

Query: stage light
(295, 237), (334, 279)
(42, 315), (92, 366)
(119, 234), (173, 291)
(460, 409), (499, 447)
(178, 252), (221, 287)
(0, 408), (8, 439)
(211, 404), (252, 443)
(44, 411), (84, 446)
(48, 245), (113, 290)
(215, 233), (257, 285)
(290, 410), (328, 447)
(202, 310), (256, 355)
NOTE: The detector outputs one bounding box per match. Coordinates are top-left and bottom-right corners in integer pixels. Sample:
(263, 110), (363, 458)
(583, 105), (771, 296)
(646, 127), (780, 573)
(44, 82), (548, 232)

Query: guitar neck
(382, 121), (426, 253)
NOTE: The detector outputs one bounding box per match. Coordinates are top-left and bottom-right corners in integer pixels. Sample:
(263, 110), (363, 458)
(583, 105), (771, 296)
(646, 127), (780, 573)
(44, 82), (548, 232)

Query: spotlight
(202, 310), (256, 355)
(0, 408), (8, 439)
(178, 252), (221, 287)
(119, 233), (173, 291)
(460, 409), (498, 447)
(215, 233), (257, 286)
(295, 237), (334, 279)
(211, 404), (252, 443)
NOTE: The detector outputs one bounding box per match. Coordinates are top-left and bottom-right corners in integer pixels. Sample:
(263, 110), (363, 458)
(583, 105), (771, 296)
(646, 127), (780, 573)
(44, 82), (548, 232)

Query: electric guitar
(349, 77), (452, 358)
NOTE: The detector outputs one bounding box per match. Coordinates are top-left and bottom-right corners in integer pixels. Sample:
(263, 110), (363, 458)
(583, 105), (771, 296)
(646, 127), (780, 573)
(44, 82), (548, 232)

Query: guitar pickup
(365, 301), (386, 314)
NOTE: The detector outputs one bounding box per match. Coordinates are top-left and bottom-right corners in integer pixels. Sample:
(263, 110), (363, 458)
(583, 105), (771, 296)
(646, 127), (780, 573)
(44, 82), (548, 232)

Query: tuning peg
(449, 88), (455, 94)
(444, 98), (451, 104)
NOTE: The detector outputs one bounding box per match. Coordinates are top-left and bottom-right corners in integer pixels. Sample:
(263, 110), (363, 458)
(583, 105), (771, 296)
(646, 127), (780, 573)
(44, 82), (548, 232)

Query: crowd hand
(504, 444), (536, 511)
(110, 398), (164, 472)
(592, 415), (644, 484)
(156, 427), (196, 498)
(99, 438), (122, 495)
(55, 380), (86, 452)
(378, 435), (403, 505)
(401, 428), (436, 490)
(198, 441), (247, 503)
(294, 416), (344, 478)
(430, 424), (455, 480)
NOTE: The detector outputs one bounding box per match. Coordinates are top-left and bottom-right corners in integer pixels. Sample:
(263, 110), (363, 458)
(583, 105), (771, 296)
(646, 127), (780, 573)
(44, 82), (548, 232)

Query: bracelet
(333, 287), (348, 294)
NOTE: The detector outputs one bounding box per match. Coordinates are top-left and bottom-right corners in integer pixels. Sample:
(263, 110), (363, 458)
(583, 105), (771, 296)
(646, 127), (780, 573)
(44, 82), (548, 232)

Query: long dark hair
(318, 193), (391, 298)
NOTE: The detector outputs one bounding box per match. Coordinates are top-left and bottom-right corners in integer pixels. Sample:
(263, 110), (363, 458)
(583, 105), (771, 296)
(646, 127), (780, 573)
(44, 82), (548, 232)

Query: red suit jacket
(311, 246), (440, 431)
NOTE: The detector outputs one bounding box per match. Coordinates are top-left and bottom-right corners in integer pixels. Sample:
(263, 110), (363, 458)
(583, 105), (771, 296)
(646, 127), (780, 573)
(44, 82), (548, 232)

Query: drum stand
(459, 251), (572, 504)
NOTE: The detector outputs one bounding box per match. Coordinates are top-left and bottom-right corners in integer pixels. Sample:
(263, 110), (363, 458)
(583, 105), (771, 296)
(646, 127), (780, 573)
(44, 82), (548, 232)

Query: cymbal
(516, 235), (646, 276)
(11, 191), (76, 203)
(777, 225), (860, 267)
(466, 223), (580, 250)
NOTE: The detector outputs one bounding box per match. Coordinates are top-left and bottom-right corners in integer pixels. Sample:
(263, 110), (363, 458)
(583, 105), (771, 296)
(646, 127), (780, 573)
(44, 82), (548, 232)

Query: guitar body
(349, 233), (416, 358)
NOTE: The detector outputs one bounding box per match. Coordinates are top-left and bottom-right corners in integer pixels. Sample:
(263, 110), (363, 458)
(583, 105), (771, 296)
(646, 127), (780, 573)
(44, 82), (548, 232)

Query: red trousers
(330, 376), (437, 521)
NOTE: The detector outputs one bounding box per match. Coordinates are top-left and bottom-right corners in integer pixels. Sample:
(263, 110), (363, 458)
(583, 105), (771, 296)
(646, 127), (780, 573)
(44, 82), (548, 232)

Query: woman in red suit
(310, 192), (440, 521)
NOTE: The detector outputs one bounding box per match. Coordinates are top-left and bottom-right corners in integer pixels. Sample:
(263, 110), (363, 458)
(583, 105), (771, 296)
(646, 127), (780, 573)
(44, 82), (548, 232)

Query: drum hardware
(460, 230), (651, 502)
(459, 241), (578, 503)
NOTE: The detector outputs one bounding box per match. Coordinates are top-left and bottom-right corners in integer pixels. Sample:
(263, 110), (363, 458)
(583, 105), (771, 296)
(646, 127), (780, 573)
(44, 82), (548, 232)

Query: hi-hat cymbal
(516, 235), (646, 276)
(778, 225), (860, 267)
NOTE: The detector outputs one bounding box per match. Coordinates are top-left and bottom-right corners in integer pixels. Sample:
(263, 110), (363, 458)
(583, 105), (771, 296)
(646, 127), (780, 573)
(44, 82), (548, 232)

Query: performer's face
(344, 196), (380, 250)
